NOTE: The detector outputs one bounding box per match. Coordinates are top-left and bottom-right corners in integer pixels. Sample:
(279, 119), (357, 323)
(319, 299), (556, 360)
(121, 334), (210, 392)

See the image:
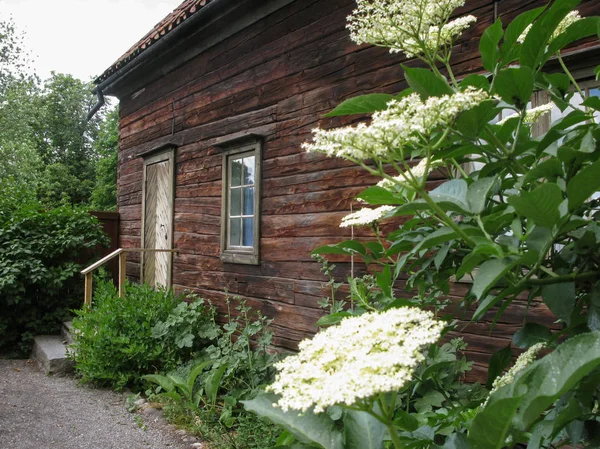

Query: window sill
(221, 250), (259, 265)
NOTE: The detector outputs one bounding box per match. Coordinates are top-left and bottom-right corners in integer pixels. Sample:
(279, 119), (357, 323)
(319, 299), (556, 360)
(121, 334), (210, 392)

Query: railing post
(84, 272), (93, 307)
(118, 251), (127, 299)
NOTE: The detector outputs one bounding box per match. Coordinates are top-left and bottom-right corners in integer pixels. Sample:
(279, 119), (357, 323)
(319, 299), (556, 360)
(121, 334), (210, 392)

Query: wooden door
(142, 149), (174, 287)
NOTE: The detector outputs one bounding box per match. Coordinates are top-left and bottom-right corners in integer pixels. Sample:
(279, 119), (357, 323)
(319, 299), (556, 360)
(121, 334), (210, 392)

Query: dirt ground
(0, 359), (200, 449)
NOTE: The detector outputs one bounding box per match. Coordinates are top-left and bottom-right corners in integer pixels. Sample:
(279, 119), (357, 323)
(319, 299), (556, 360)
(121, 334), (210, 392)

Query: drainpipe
(87, 89), (105, 121)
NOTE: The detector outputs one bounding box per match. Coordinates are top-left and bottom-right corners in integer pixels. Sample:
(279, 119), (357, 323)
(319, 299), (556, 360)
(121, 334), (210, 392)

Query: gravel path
(0, 359), (192, 449)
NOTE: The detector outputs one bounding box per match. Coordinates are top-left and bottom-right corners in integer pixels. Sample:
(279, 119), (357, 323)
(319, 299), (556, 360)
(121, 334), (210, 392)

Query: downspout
(87, 89), (105, 121)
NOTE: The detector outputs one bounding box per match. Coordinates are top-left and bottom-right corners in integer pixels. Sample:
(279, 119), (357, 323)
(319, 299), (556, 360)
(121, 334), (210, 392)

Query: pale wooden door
(142, 149), (174, 287)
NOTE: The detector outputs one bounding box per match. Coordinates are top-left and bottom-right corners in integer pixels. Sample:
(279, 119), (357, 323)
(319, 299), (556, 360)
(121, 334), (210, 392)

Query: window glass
(227, 154), (256, 248)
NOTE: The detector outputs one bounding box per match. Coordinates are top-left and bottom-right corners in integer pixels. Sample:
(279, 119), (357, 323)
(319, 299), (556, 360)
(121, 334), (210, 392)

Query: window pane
(242, 217), (254, 246)
(229, 218), (241, 246)
(231, 159), (242, 187)
(243, 156), (255, 185)
(243, 187), (254, 215)
(230, 188), (241, 216)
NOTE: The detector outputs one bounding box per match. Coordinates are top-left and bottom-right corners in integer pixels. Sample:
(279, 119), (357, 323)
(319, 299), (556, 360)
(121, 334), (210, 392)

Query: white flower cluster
(340, 205), (395, 227)
(303, 88), (489, 161)
(347, 0), (476, 58)
(517, 11), (582, 44)
(489, 343), (546, 396)
(378, 158), (444, 189)
(268, 308), (444, 412)
(497, 102), (555, 125)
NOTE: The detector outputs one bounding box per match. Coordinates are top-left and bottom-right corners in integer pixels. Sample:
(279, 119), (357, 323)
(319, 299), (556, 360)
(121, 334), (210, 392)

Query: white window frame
(219, 138), (262, 265)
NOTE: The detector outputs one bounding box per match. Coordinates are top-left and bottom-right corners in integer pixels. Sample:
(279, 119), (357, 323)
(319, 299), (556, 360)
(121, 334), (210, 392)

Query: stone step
(61, 320), (74, 345)
(31, 335), (74, 375)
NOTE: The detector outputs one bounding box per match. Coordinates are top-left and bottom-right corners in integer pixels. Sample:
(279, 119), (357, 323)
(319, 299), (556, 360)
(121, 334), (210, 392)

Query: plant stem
(557, 52), (585, 98)
(526, 271), (598, 286)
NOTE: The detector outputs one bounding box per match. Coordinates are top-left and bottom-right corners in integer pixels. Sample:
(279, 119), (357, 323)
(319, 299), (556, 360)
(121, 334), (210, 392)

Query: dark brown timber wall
(116, 0), (600, 381)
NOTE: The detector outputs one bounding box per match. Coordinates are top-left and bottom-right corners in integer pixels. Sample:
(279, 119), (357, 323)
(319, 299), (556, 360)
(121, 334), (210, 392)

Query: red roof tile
(96, 0), (213, 83)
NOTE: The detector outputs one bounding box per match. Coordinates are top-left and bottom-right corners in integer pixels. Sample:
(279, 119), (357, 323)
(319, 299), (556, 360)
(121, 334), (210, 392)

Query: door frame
(140, 146), (176, 286)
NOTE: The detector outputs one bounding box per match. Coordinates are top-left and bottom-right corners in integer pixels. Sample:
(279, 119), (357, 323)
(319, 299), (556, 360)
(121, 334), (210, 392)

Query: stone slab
(31, 335), (74, 375)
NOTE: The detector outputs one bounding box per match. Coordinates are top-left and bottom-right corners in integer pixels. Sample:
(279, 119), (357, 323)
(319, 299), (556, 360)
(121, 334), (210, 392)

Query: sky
(1, 0), (183, 82)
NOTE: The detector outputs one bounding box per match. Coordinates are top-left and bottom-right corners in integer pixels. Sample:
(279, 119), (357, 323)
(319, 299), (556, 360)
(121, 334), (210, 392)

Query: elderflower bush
(246, 1), (600, 448)
(269, 308), (444, 413)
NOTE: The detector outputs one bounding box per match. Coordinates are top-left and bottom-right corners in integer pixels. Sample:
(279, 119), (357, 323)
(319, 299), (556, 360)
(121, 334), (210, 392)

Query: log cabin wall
(114, 0), (600, 380)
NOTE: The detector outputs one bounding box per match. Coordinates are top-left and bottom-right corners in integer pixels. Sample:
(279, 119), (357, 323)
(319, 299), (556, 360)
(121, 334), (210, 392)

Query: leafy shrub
(0, 189), (107, 356)
(145, 296), (279, 448)
(71, 279), (219, 389)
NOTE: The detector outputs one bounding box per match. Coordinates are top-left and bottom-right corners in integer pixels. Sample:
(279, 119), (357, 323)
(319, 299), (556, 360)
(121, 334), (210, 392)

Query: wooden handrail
(81, 248), (178, 307)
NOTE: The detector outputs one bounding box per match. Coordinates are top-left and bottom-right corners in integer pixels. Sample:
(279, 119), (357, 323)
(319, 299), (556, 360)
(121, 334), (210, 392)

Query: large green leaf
(403, 65), (453, 98)
(567, 159), (600, 210)
(493, 66), (534, 108)
(542, 282), (575, 323)
(486, 345), (513, 389)
(480, 19), (504, 73)
(413, 227), (457, 253)
(467, 177), (497, 214)
(500, 6), (546, 65)
(547, 17), (600, 56)
(312, 240), (367, 257)
(357, 186), (405, 205)
(324, 94), (394, 117)
(521, 0), (582, 69)
(513, 323), (552, 348)
(508, 183), (564, 229)
(243, 394), (344, 449)
(429, 179), (471, 215)
(205, 364), (227, 406)
(344, 409), (386, 449)
(472, 258), (517, 300)
(470, 332), (600, 449)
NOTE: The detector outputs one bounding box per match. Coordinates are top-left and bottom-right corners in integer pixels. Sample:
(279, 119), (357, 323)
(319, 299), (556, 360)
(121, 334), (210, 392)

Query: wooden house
(94, 0), (600, 379)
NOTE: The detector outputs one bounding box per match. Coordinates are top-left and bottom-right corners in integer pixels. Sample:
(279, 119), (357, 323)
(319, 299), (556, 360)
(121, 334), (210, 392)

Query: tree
(90, 107), (118, 211)
(0, 18), (41, 188)
(33, 73), (103, 206)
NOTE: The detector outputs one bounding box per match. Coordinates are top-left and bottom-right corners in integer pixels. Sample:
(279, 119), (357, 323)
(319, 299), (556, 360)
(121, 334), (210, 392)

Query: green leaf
(548, 17), (600, 56)
(486, 345), (513, 389)
(394, 410), (420, 432)
(392, 199), (431, 216)
(467, 177), (497, 214)
(441, 433), (469, 449)
(344, 409), (386, 449)
(523, 158), (564, 185)
(480, 19), (504, 72)
(587, 283), (600, 331)
(376, 265), (392, 299)
(500, 6), (546, 65)
(187, 359), (213, 393)
(521, 0), (581, 69)
(324, 94), (394, 117)
(468, 396), (523, 449)
(471, 332), (600, 449)
(415, 390), (445, 413)
(429, 179), (471, 215)
(544, 73), (571, 96)
(205, 364), (227, 406)
(312, 240), (367, 257)
(357, 186), (405, 205)
(472, 258), (516, 300)
(567, 159), (600, 210)
(542, 282), (575, 323)
(141, 374), (175, 393)
(403, 65), (453, 98)
(413, 227), (457, 253)
(508, 183), (564, 229)
(243, 393), (344, 449)
(455, 101), (499, 139)
(316, 312), (354, 327)
(513, 323), (552, 348)
(493, 66), (534, 108)
(460, 74), (490, 91)
(582, 95), (600, 111)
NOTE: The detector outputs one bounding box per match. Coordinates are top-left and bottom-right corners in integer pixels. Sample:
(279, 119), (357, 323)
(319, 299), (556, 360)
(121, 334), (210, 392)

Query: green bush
(71, 279), (219, 389)
(0, 187), (108, 356)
